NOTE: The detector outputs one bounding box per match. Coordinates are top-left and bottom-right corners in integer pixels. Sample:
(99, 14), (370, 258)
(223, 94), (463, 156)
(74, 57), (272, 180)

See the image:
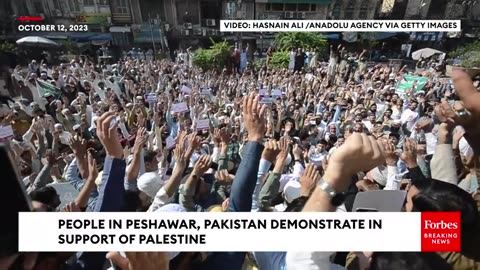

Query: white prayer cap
(283, 180), (301, 204)
(137, 172), (164, 198)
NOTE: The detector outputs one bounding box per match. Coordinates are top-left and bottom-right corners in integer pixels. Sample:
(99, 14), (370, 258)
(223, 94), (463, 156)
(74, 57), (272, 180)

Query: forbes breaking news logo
(421, 212), (461, 252)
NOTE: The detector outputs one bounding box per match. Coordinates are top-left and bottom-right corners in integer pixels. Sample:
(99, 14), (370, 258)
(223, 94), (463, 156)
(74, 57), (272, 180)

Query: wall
(404, 0), (430, 18)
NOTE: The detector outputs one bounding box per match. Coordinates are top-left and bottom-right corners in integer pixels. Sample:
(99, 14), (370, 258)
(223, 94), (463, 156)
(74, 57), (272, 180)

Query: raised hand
(400, 138), (417, 168)
(261, 140), (280, 163)
(96, 111), (124, 159)
(45, 149), (58, 166)
(134, 127), (147, 152)
(355, 179), (380, 191)
(277, 136), (290, 161)
(384, 141), (398, 166)
(70, 135), (87, 157)
(243, 93), (266, 142)
(87, 151), (98, 181)
(213, 128), (221, 146)
(300, 164), (320, 196)
(186, 132), (201, 154)
(192, 155), (211, 176)
(173, 138), (187, 168)
(219, 128), (230, 144)
(324, 133), (385, 192)
(436, 70), (480, 151)
(215, 169), (234, 186)
(62, 202), (81, 212)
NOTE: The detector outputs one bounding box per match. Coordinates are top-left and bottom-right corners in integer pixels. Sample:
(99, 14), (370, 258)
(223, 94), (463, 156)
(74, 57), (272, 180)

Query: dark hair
(285, 196), (309, 212)
(30, 186), (58, 206)
(412, 179), (479, 232)
(370, 252), (452, 270)
(143, 149), (157, 164)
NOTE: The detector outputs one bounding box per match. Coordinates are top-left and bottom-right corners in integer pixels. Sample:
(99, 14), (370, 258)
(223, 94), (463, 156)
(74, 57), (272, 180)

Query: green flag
(36, 79), (61, 98)
(396, 75), (429, 94)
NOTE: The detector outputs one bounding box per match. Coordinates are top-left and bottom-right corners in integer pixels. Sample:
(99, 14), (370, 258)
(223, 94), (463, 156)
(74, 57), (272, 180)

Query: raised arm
(69, 135), (89, 180)
(125, 127), (146, 187)
(75, 151), (99, 209)
(148, 138), (188, 212)
(228, 93), (266, 212)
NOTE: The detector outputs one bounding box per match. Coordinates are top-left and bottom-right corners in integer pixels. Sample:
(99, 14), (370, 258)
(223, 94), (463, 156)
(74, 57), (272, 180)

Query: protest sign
(396, 75), (428, 94)
(0, 125), (14, 141)
(48, 183), (80, 209)
(200, 88), (211, 95)
(145, 93), (157, 103)
(181, 85), (191, 94)
(171, 102), (189, 113)
(259, 88), (268, 95)
(196, 119), (210, 131)
(271, 89), (282, 96)
(165, 136), (176, 149)
(36, 79), (62, 98)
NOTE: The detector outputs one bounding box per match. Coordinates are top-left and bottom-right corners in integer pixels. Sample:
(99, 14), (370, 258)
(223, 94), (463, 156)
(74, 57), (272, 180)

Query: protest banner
(196, 119), (210, 131)
(396, 75), (429, 94)
(145, 93), (157, 103)
(165, 136), (176, 149)
(171, 102), (189, 113)
(0, 125), (14, 141)
(36, 79), (62, 98)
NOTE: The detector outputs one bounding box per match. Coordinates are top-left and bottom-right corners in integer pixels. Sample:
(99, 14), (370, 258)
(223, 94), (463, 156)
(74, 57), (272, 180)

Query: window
(331, 1), (342, 19)
(69, 0), (80, 12)
(113, 0), (129, 14)
(344, 0), (355, 19)
(271, 3), (283, 11)
(33, 1), (44, 13)
(83, 0), (94, 6)
(310, 4), (316, 11)
(201, 1), (220, 19)
(226, 2), (237, 17)
(359, 1), (368, 18)
(297, 4), (310, 11)
(284, 3), (296, 11)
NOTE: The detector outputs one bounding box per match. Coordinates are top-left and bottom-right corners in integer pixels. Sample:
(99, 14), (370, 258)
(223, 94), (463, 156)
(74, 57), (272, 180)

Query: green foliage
(269, 51), (290, 69)
(193, 38), (233, 71)
(449, 41), (480, 68)
(253, 58), (266, 70)
(274, 32), (327, 52)
(0, 42), (15, 53)
(192, 49), (214, 70)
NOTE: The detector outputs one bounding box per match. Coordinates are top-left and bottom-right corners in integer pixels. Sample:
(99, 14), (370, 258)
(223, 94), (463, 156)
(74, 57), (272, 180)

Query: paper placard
(171, 102), (189, 113)
(200, 88), (211, 95)
(181, 85), (191, 94)
(259, 88), (268, 95)
(271, 89), (282, 96)
(48, 183), (80, 209)
(196, 119), (210, 131)
(166, 136), (176, 149)
(0, 125), (14, 141)
(145, 93), (157, 103)
(259, 96), (274, 104)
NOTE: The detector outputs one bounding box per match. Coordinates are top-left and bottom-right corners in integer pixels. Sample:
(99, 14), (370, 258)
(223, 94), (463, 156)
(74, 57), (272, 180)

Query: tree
(449, 41), (480, 68)
(269, 51), (290, 69)
(193, 38), (233, 71)
(274, 32), (327, 52)
(0, 42), (15, 53)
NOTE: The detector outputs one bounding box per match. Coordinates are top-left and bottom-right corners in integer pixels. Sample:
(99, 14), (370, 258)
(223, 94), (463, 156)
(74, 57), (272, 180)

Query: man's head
(30, 186), (60, 210)
(144, 149), (158, 172)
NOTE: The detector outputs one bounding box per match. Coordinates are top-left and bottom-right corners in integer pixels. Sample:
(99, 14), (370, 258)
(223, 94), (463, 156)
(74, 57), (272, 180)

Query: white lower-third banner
(18, 212), (461, 252)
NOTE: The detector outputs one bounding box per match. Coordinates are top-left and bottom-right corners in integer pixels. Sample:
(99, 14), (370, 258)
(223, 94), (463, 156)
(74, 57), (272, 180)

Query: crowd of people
(1, 42), (480, 270)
